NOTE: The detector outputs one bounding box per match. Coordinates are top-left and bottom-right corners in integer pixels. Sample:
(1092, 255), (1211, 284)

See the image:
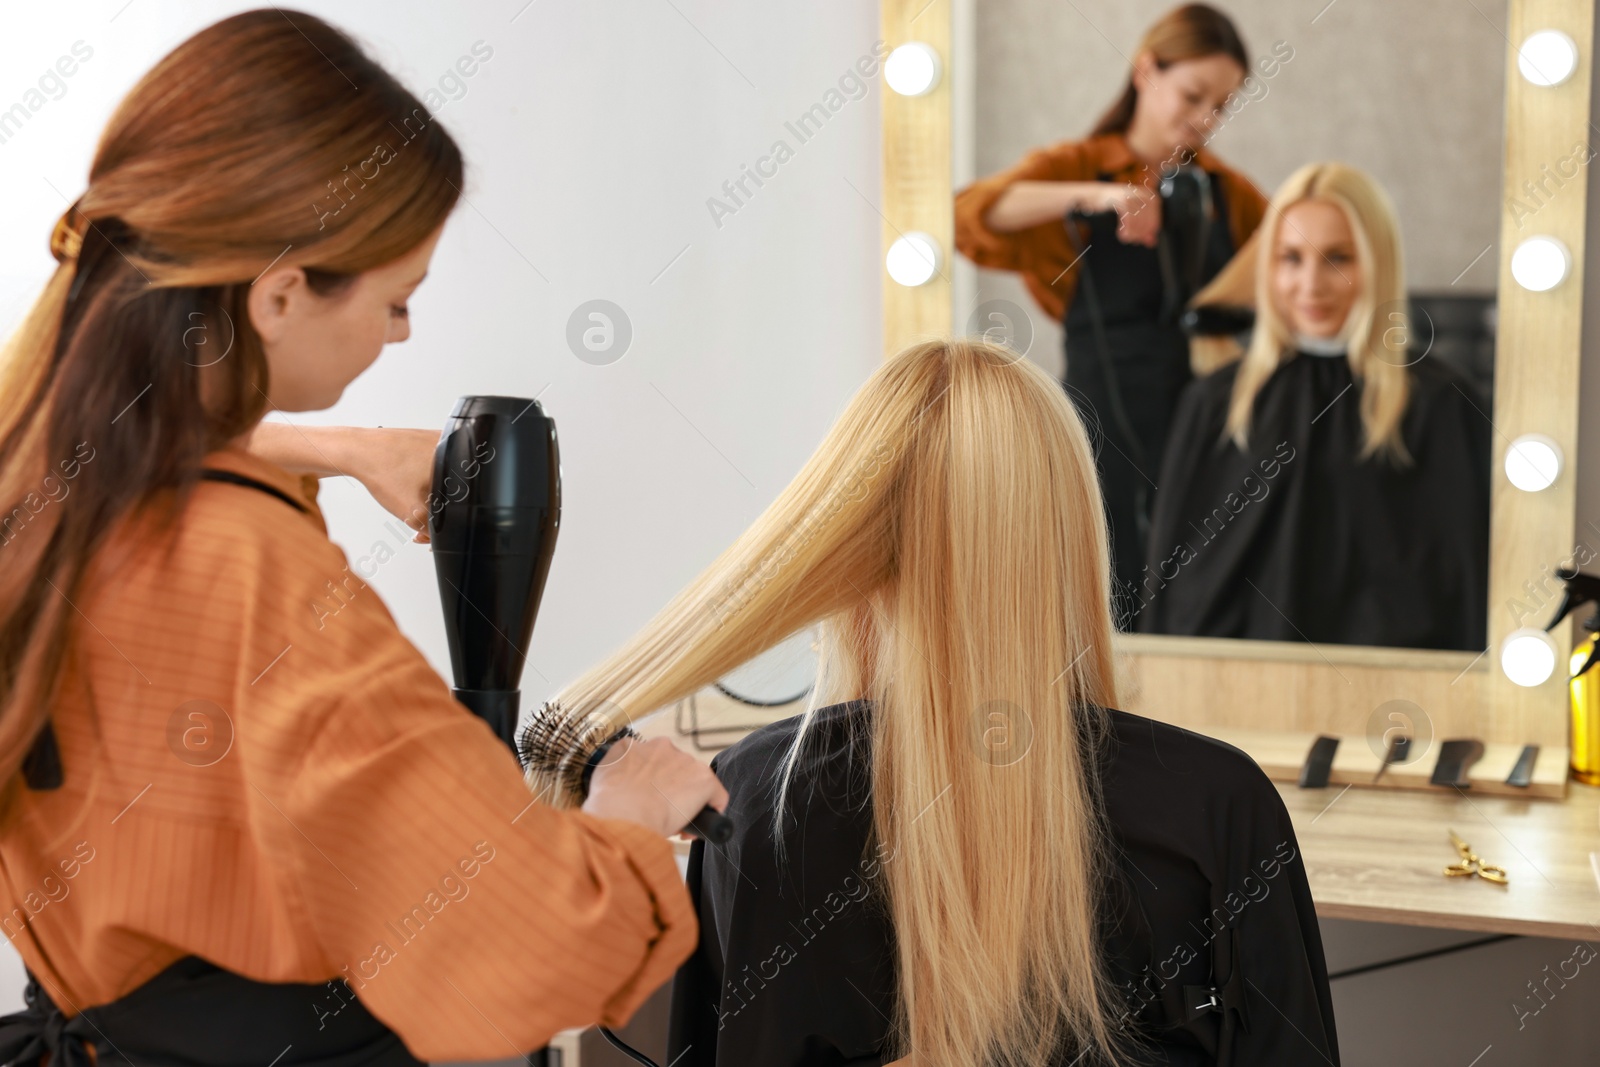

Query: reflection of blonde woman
(956, 3), (1272, 611)
(1139, 163), (1490, 650)
(534, 339), (1337, 1065)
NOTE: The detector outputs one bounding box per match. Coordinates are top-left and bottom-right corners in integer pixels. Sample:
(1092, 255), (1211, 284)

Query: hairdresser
(0, 11), (724, 1066)
(955, 2), (1269, 618)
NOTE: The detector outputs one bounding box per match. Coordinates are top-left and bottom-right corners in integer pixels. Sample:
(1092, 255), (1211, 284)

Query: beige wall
(969, 0), (1508, 370)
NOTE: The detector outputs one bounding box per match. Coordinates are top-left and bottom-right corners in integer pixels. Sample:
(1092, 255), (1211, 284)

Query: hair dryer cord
(598, 1026), (661, 1066)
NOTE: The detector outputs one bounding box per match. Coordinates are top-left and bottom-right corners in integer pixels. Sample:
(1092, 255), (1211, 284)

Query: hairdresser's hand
(1103, 183), (1161, 247)
(342, 428), (440, 543)
(583, 736), (729, 840)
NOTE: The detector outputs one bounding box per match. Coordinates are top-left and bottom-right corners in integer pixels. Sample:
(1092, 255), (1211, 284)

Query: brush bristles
(518, 701), (635, 800)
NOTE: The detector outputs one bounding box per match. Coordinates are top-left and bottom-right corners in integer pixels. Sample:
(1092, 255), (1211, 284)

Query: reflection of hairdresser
(536, 339), (1337, 1065)
(955, 4), (1269, 616)
(1139, 163), (1490, 651)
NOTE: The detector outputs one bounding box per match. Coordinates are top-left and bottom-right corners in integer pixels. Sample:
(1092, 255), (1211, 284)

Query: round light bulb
(1504, 433), (1563, 492)
(884, 43), (942, 97)
(1518, 30), (1579, 87)
(886, 232), (941, 287)
(1510, 235), (1571, 291)
(1502, 628), (1559, 687)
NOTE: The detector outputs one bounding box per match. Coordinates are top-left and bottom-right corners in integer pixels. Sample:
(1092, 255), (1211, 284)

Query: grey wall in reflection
(970, 0), (1508, 375)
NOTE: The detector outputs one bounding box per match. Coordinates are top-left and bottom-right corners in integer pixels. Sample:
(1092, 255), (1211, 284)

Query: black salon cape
(1135, 353), (1489, 650)
(666, 701), (1338, 1066)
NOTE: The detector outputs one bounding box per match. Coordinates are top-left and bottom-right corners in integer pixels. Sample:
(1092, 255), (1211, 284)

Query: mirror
(673, 627), (818, 752)
(957, 0), (1506, 653)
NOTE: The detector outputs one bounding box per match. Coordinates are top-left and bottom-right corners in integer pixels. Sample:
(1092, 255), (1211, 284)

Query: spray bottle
(1544, 566), (1600, 784)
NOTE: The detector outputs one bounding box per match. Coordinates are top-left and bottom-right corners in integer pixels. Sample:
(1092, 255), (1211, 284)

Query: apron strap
(199, 468), (311, 514)
(0, 975), (96, 1067)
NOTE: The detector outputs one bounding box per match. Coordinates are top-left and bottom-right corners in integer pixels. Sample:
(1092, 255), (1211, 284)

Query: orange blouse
(954, 132), (1268, 322)
(0, 445), (693, 1061)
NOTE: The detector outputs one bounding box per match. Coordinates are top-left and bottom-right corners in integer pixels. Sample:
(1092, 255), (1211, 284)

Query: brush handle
(578, 726), (734, 843)
(689, 805), (734, 845)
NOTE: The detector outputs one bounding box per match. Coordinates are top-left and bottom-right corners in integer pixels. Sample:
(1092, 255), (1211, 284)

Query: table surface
(1281, 779), (1600, 940)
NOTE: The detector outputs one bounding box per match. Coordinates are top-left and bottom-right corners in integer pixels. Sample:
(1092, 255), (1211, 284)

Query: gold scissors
(1444, 829), (1508, 885)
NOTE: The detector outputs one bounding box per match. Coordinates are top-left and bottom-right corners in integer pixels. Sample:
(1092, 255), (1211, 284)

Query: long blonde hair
(539, 338), (1126, 1065)
(1197, 162), (1412, 462)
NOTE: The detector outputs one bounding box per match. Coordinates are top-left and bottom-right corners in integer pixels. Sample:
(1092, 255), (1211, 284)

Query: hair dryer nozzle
(1180, 304), (1256, 337)
(430, 396), (561, 749)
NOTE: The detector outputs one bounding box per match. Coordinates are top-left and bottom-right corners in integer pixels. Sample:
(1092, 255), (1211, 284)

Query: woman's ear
(1132, 48), (1159, 90)
(246, 266), (308, 345)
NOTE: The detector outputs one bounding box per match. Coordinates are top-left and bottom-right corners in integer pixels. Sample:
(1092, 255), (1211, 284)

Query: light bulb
(1504, 433), (1563, 492)
(1518, 30), (1579, 87)
(1510, 236), (1570, 291)
(884, 43), (942, 97)
(886, 232), (940, 287)
(1502, 628), (1558, 687)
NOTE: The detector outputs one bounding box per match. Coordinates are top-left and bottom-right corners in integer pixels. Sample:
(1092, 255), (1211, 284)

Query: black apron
(1062, 170), (1237, 625)
(0, 957), (424, 1067)
(1, 470), (425, 1067)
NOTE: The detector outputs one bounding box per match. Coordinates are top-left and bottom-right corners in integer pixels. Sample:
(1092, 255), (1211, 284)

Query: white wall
(0, 0), (882, 1011)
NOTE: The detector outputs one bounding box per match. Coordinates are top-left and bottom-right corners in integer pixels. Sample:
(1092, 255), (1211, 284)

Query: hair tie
(50, 200), (89, 264)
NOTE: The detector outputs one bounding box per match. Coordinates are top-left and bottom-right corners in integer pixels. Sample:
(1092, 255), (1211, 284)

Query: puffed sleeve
(239, 536), (696, 1062)
(1218, 801), (1341, 1066)
(665, 726), (895, 1067)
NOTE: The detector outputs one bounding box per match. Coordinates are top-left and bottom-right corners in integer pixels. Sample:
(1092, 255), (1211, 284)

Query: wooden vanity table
(1283, 779), (1600, 942)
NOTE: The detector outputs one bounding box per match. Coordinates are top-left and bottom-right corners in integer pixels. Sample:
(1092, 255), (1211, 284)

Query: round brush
(517, 702), (734, 845)
(517, 703), (722, 1066)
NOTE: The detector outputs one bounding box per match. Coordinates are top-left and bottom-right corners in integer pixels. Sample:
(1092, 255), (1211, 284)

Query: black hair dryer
(429, 396), (560, 750)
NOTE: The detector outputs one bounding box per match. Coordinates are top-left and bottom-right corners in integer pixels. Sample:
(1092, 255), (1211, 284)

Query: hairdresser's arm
(251, 568), (716, 1058)
(984, 181), (1159, 246)
(245, 421), (437, 540)
(956, 141), (1158, 273)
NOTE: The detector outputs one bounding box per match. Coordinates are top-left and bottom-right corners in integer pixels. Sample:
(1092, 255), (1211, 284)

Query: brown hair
(0, 9), (463, 797)
(1091, 3), (1250, 137)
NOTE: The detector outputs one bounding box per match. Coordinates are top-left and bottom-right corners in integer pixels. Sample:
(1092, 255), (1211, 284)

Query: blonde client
(1138, 163), (1490, 651)
(534, 339), (1339, 1067)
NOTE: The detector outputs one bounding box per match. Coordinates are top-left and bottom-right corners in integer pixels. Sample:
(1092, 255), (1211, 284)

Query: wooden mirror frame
(880, 0), (1592, 796)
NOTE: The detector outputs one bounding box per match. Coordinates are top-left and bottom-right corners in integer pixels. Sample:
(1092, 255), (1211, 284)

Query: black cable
(1066, 168), (1219, 622)
(712, 679), (812, 707)
(598, 1025), (661, 1065)
(1064, 211), (1154, 558)
(1326, 934), (1516, 981)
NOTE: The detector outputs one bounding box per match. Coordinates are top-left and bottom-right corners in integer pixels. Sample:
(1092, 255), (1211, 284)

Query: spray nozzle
(1545, 566), (1600, 678)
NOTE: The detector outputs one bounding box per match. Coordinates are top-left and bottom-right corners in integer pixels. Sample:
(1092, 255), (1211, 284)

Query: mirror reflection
(956, 1), (1501, 651)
